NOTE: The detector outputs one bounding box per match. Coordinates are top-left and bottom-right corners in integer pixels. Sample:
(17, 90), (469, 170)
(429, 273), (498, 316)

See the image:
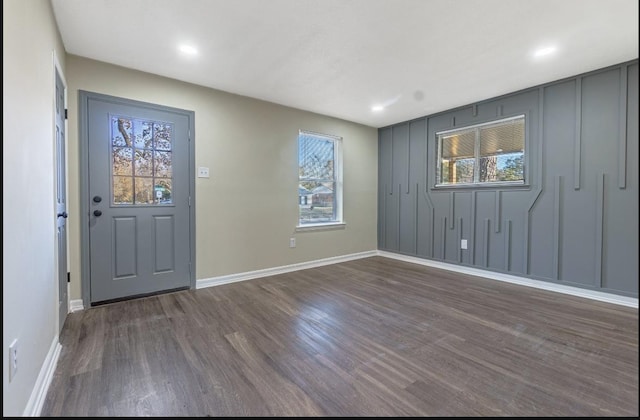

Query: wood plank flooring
(42, 256), (639, 416)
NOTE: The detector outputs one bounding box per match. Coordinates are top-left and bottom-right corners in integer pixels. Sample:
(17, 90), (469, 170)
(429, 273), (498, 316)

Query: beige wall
(2, 0), (67, 415)
(66, 55), (378, 301)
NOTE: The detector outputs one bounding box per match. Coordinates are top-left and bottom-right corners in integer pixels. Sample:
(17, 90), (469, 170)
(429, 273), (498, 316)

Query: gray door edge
(79, 90), (196, 308)
(54, 58), (68, 333)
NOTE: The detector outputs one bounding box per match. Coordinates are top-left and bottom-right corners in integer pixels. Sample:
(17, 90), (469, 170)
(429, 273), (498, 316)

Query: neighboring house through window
(298, 130), (343, 226)
(436, 115), (525, 187)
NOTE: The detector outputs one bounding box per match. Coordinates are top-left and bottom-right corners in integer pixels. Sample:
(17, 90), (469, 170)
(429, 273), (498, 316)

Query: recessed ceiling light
(179, 44), (198, 55)
(371, 105), (384, 112)
(533, 46), (557, 58)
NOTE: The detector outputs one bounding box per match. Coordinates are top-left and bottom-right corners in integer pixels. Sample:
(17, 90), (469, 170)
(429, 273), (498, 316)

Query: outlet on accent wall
(289, 238), (296, 248)
(461, 239), (468, 250)
(9, 339), (18, 382)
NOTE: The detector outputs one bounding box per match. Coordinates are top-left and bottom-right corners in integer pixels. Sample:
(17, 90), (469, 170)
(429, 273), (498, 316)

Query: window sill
(431, 181), (530, 191)
(295, 222), (346, 232)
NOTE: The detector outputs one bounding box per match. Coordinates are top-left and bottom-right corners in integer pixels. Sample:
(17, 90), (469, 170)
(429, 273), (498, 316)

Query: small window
(436, 115), (525, 186)
(298, 131), (342, 226)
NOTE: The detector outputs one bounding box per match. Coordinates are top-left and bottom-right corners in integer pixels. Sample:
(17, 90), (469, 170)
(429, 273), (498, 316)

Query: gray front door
(55, 69), (68, 332)
(86, 94), (192, 303)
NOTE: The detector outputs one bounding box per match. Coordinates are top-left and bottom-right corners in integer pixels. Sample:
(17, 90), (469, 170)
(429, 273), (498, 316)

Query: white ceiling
(51, 0), (638, 128)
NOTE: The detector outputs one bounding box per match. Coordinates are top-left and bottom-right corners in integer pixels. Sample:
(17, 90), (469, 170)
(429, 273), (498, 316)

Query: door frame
(53, 50), (68, 332)
(78, 91), (196, 307)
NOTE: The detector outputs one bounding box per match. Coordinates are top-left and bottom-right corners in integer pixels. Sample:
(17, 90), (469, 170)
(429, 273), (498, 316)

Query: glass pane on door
(110, 115), (174, 205)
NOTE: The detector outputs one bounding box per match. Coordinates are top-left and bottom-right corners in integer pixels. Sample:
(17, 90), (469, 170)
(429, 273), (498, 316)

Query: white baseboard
(69, 299), (84, 312)
(197, 248), (636, 308)
(23, 337), (61, 416)
(197, 250), (378, 289)
(378, 251), (638, 308)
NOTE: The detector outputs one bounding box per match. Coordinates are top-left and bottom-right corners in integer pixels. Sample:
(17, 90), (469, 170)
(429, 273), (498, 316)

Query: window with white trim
(436, 115), (525, 186)
(298, 131), (342, 226)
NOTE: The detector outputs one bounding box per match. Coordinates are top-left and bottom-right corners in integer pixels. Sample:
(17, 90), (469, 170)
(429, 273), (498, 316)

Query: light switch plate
(197, 167), (210, 178)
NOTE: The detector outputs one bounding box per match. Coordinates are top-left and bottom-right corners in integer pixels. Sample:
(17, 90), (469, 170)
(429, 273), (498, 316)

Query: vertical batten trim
(497, 105), (503, 117)
(430, 209), (435, 258)
(414, 184), (419, 254)
(504, 220), (511, 271)
(406, 124), (411, 194)
(524, 214), (530, 274)
(494, 191), (501, 233)
(424, 119), (430, 193)
(574, 77), (582, 190)
(457, 217), (463, 263)
(397, 183), (401, 248)
(484, 218), (490, 267)
(382, 184), (387, 249)
(441, 217), (447, 260)
(595, 173), (605, 287)
(472, 104), (478, 117)
(470, 191), (477, 265)
(537, 87), (544, 189)
(618, 65), (628, 189)
(449, 192), (455, 229)
(390, 126), (394, 195)
(553, 176), (563, 280)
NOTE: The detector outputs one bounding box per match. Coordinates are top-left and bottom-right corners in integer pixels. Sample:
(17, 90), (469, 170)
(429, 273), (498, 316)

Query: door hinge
(67, 272), (70, 283)
(64, 109), (68, 120)
(188, 196), (191, 207)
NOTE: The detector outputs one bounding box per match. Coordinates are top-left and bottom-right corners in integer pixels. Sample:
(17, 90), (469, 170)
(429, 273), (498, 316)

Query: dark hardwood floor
(42, 256), (639, 416)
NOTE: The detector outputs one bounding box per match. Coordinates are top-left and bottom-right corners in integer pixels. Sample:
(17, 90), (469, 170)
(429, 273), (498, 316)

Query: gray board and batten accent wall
(378, 60), (638, 297)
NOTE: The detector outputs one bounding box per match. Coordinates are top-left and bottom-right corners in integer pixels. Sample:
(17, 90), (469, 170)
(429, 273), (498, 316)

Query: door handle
(57, 212), (68, 219)
(93, 210), (103, 217)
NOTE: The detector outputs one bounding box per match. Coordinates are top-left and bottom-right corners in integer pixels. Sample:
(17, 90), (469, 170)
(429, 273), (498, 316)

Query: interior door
(87, 95), (192, 304)
(55, 69), (68, 332)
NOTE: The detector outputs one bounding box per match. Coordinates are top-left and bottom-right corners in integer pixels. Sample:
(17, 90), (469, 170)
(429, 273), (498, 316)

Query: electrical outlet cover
(9, 339), (18, 381)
